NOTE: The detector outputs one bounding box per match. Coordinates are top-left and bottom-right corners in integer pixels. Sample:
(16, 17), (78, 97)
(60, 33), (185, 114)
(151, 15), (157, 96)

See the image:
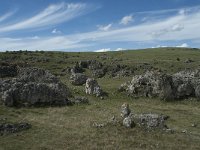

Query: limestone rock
(123, 116), (134, 128)
(70, 73), (88, 85)
(0, 67), (71, 107)
(121, 69), (200, 100)
(132, 113), (168, 129)
(121, 103), (131, 118)
(85, 78), (103, 97)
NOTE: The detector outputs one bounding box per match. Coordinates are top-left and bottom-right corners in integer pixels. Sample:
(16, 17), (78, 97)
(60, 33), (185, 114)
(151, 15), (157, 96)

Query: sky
(1, 0), (200, 52)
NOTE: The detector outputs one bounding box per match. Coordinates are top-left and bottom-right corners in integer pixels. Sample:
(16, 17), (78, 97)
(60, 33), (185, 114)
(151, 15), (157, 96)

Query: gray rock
(132, 113), (168, 129)
(127, 71), (174, 100)
(121, 103), (131, 118)
(121, 69), (200, 100)
(70, 73), (88, 85)
(85, 78), (103, 97)
(0, 67), (71, 107)
(123, 116), (134, 128)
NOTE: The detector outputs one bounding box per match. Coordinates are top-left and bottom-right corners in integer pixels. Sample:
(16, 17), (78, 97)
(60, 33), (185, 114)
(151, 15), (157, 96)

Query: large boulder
(70, 73), (88, 85)
(121, 69), (200, 100)
(127, 71), (174, 100)
(85, 78), (103, 97)
(0, 67), (71, 107)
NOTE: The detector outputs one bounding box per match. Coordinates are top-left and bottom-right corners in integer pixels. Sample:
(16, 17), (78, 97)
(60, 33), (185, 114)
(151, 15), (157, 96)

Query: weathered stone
(121, 103), (131, 118)
(121, 69), (200, 100)
(127, 71), (173, 100)
(70, 73), (88, 85)
(85, 78), (103, 97)
(123, 116), (134, 128)
(0, 67), (71, 107)
(132, 113), (168, 129)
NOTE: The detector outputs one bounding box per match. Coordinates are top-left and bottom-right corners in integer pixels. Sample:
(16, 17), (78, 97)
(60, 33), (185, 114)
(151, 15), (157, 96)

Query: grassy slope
(0, 48), (200, 150)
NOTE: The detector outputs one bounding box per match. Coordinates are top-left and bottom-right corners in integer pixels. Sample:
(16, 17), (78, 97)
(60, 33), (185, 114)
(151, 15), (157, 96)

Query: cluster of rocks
(121, 103), (169, 129)
(119, 69), (200, 100)
(0, 122), (31, 135)
(0, 67), (71, 107)
(93, 103), (169, 130)
(70, 60), (135, 79)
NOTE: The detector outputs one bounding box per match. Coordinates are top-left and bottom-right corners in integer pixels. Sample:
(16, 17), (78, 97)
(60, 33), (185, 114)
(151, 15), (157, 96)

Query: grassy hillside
(0, 48), (200, 150)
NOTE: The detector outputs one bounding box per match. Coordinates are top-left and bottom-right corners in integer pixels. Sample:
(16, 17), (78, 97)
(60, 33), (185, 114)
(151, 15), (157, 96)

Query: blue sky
(1, 0), (200, 51)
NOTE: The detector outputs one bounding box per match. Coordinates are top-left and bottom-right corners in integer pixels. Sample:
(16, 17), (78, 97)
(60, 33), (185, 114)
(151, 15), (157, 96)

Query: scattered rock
(192, 123), (197, 127)
(70, 73), (88, 85)
(85, 78), (103, 97)
(123, 116), (134, 128)
(0, 67), (71, 107)
(121, 103), (131, 118)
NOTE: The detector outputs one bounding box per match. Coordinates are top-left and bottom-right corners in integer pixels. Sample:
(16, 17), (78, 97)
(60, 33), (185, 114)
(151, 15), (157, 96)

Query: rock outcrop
(0, 67), (71, 107)
(85, 78), (103, 97)
(70, 73), (88, 85)
(120, 69), (200, 100)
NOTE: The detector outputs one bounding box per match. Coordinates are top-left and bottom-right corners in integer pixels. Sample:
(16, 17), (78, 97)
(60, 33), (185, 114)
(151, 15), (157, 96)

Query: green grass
(0, 48), (200, 150)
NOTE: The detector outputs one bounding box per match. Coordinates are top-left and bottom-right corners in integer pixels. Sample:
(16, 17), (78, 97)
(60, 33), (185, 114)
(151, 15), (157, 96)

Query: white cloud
(179, 9), (186, 15)
(52, 28), (62, 34)
(176, 43), (189, 48)
(0, 11), (16, 22)
(120, 15), (133, 25)
(95, 48), (111, 52)
(0, 3), (90, 33)
(30, 36), (40, 40)
(171, 24), (184, 31)
(94, 48), (125, 52)
(0, 6), (200, 51)
(115, 48), (123, 51)
(97, 24), (112, 31)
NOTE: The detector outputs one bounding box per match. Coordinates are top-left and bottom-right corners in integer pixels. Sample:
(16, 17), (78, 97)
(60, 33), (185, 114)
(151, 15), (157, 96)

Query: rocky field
(0, 48), (200, 150)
